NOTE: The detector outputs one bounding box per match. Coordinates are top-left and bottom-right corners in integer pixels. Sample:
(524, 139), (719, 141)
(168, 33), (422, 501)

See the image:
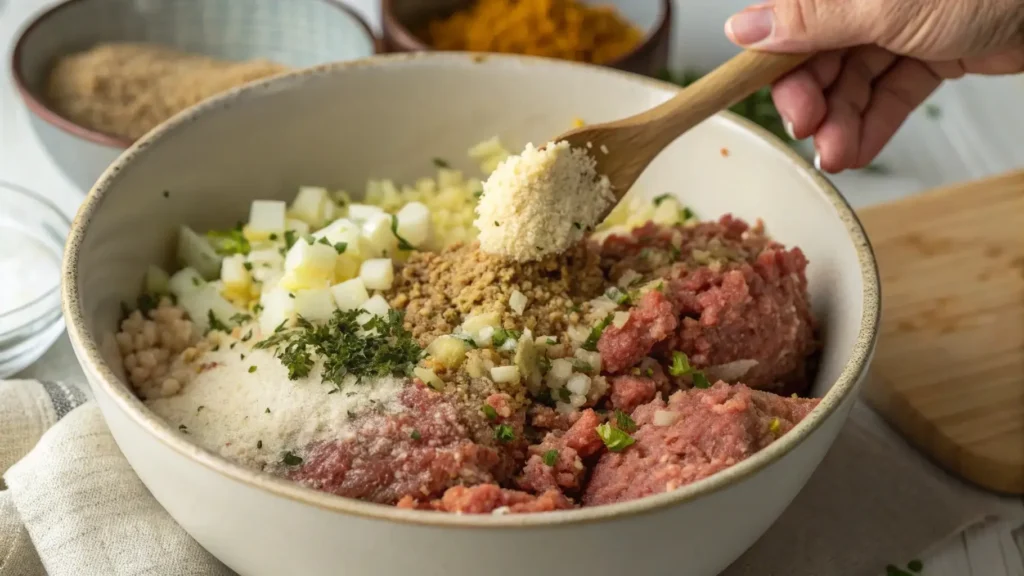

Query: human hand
(724, 0), (1024, 172)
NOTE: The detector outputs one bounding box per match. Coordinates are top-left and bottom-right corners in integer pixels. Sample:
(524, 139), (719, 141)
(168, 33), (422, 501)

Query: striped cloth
(1, 377), (1021, 576)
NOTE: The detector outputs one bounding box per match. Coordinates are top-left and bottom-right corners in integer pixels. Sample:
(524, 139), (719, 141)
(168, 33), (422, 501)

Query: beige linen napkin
(1, 378), (1022, 576)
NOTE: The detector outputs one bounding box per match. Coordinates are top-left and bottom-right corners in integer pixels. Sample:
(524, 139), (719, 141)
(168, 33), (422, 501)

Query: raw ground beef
(397, 484), (573, 513)
(290, 385), (525, 504)
(583, 382), (819, 506)
(598, 217), (818, 394)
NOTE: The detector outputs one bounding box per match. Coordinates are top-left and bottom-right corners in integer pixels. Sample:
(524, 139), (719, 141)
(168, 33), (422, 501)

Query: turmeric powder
(425, 0), (643, 65)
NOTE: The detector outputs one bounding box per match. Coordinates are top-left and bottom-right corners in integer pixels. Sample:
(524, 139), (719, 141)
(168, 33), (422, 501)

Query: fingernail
(726, 5), (775, 46)
(784, 120), (796, 140)
(813, 151), (822, 172)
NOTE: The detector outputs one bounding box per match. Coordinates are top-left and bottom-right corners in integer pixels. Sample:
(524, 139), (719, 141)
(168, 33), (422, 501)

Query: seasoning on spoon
(473, 141), (614, 262)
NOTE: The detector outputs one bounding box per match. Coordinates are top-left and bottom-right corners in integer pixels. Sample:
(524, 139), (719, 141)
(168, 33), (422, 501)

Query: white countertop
(3, 1), (1023, 574)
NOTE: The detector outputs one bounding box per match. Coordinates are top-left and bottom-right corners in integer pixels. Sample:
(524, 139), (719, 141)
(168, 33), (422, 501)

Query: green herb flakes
(432, 157), (450, 169)
(257, 440), (263, 449)
(265, 407), (271, 414)
(254, 309), (422, 387)
(284, 230), (299, 250)
(281, 451), (303, 466)
(596, 422), (635, 452)
(178, 424), (188, 434)
(207, 311), (229, 333)
(907, 560), (923, 573)
(206, 223), (250, 256)
(692, 372), (711, 389)
(248, 365), (257, 373)
(230, 312), (253, 324)
(494, 424), (515, 443)
(614, 410), (637, 433)
(669, 351), (692, 376)
(653, 193), (673, 206)
(390, 215), (415, 250)
(482, 404), (498, 421)
(582, 314), (614, 352)
(604, 286), (630, 305)
(334, 242), (348, 254)
(410, 429), (422, 440)
(243, 261), (253, 271)
(491, 328), (522, 348)
(924, 104), (941, 119)
(197, 405), (205, 413)
(543, 450), (559, 466)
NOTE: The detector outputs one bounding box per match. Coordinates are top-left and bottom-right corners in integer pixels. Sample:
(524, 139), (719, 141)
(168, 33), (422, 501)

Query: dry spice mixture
(46, 42), (288, 141)
(387, 241), (606, 345)
(425, 0), (643, 65)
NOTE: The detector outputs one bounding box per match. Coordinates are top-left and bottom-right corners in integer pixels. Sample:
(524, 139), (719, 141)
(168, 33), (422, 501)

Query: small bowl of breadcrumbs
(11, 0), (377, 194)
(381, 0), (672, 78)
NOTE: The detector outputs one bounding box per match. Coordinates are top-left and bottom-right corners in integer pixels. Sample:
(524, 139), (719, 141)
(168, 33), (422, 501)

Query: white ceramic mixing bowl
(63, 52), (880, 576)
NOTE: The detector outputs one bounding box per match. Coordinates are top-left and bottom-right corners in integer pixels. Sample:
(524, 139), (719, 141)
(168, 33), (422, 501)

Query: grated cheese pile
(146, 329), (406, 472)
(474, 141), (614, 262)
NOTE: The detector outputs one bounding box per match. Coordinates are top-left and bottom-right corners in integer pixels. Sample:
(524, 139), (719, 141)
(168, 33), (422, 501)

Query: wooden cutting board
(858, 169), (1024, 495)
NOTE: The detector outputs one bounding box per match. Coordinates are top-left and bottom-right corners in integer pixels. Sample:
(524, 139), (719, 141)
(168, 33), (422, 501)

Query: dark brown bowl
(381, 0), (672, 77)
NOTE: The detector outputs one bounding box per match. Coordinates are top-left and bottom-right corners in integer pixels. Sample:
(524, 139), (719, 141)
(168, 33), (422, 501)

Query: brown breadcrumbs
(387, 242), (607, 345)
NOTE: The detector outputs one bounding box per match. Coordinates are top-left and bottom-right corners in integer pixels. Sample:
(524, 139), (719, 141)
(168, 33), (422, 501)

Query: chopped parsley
(557, 388), (571, 403)
(390, 215), (415, 250)
(248, 365), (257, 373)
(494, 424), (515, 443)
(206, 223), (250, 256)
(243, 261), (253, 271)
(681, 207), (695, 221)
(254, 309), (422, 386)
(614, 410), (637, 433)
(538, 356), (552, 375)
(692, 372), (711, 389)
(197, 405), (205, 413)
(178, 424), (188, 434)
(595, 422), (634, 452)
(410, 429), (422, 440)
(582, 314), (614, 351)
(207, 311), (230, 333)
(669, 351), (693, 376)
(542, 449), (559, 466)
(653, 193), (673, 206)
(281, 451), (303, 466)
(316, 236), (332, 248)
(432, 157), (450, 169)
(241, 330), (252, 342)
(924, 104), (941, 119)
(604, 286), (630, 305)
(491, 328), (522, 348)
(573, 222), (582, 230)
(257, 440), (263, 449)
(907, 560), (923, 573)
(134, 293), (160, 316)
(269, 233), (278, 241)
(473, 190), (483, 199)
(284, 229), (299, 250)
(482, 404), (498, 421)
(230, 311), (251, 325)
(333, 242), (348, 254)
(265, 407), (271, 414)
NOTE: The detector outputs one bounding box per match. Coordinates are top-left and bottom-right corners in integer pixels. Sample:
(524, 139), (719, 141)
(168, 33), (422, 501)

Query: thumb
(725, 0), (876, 52)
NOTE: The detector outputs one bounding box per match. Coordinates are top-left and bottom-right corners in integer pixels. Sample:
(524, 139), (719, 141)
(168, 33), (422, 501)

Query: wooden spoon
(556, 50), (812, 218)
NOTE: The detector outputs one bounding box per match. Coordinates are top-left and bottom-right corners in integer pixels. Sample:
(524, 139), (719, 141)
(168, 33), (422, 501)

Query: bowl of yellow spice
(381, 0), (671, 76)
(11, 0), (377, 194)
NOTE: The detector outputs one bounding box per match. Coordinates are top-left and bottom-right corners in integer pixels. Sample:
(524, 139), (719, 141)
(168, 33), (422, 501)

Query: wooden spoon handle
(639, 50), (813, 149)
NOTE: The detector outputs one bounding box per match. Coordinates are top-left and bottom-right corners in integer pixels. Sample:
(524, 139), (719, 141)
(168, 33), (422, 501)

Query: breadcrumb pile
(46, 42), (288, 141)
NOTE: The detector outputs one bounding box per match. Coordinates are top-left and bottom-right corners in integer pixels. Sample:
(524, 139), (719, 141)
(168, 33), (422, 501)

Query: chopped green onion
(482, 404), (498, 421)
(410, 429), (422, 440)
(390, 215), (415, 250)
(582, 314), (614, 351)
(491, 328), (522, 348)
(542, 449), (559, 466)
(614, 410), (637, 433)
(692, 372), (711, 389)
(669, 351), (692, 376)
(281, 451), (303, 466)
(596, 422), (635, 452)
(494, 424), (515, 443)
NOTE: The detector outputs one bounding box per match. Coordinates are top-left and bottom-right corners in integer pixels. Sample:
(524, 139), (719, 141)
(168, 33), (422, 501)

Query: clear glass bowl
(0, 181), (70, 378)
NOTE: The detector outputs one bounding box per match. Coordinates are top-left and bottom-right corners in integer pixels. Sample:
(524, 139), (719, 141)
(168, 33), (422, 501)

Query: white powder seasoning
(146, 334), (407, 471)
(474, 141), (614, 262)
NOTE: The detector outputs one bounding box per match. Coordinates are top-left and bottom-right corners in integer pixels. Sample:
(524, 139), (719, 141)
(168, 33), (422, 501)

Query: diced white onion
(293, 288), (336, 322)
(705, 359), (759, 382)
(359, 258), (394, 291)
(573, 349), (602, 373)
(220, 254), (251, 288)
(569, 394), (587, 408)
(248, 200), (287, 238)
(546, 358), (573, 386)
(612, 311), (631, 328)
(565, 373), (591, 396)
(395, 201), (431, 247)
(290, 186), (331, 227)
(346, 203), (386, 222)
(168, 267), (205, 298)
(617, 269), (641, 288)
(330, 278), (370, 311)
(509, 290), (528, 315)
(490, 365), (521, 384)
(414, 366), (445, 390)
(653, 410), (680, 427)
(475, 326), (495, 347)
